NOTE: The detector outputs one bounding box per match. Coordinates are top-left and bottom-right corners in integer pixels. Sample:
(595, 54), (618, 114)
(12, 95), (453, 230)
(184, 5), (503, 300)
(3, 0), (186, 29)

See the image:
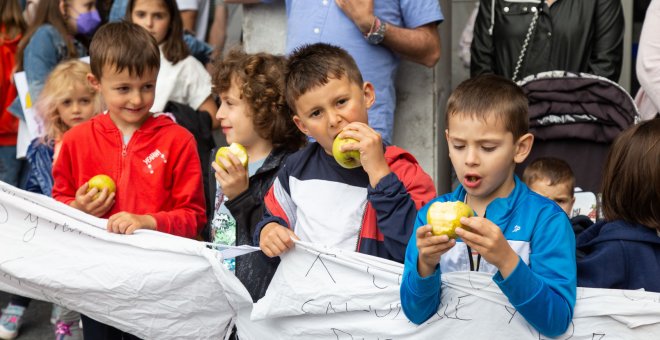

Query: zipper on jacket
(354, 198), (369, 252)
(122, 143), (127, 157)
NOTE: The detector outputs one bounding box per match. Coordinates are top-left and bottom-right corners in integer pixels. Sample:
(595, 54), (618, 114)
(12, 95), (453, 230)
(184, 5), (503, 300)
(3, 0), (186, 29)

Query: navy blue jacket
(577, 220), (660, 293)
(24, 139), (54, 196)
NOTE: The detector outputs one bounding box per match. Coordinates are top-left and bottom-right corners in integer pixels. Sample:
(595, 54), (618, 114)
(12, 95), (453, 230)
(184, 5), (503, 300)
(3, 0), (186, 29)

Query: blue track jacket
(400, 176), (576, 337)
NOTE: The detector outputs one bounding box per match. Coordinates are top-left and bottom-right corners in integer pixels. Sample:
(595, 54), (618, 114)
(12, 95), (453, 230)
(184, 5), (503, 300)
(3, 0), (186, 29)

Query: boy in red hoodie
(52, 20), (207, 340)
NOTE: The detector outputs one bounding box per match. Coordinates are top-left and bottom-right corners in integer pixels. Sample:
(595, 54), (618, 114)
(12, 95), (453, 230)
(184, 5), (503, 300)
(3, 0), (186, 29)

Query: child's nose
(328, 110), (343, 127)
(465, 147), (479, 166)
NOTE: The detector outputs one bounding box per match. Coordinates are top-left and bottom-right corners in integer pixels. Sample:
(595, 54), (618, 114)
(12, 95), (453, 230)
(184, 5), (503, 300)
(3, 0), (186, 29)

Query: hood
(577, 220), (660, 248)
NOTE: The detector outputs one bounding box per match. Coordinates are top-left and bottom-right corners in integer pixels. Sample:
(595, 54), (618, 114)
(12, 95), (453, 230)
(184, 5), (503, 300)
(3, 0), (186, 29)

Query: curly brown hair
(212, 49), (306, 151)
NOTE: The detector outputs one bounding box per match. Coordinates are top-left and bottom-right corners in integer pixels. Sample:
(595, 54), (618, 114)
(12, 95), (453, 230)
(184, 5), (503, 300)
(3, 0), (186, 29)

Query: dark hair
(0, 0), (27, 39)
(285, 43), (363, 113)
(212, 49), (306, 151)
(89, 21), (160, 79)
(601, 118), (660, 230)
(447, 74), (528, 140)
(15, 0), (77, 72)
(126, 0), (190, 64)
(522, 157), (575, 196)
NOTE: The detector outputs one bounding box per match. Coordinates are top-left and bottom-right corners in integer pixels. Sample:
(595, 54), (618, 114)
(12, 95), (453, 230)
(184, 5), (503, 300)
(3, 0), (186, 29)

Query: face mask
(75, 9), (101, 36)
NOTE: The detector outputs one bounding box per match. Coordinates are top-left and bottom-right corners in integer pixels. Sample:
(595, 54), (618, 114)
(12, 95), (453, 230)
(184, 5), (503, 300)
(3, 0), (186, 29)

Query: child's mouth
(464, 175), (481, 188)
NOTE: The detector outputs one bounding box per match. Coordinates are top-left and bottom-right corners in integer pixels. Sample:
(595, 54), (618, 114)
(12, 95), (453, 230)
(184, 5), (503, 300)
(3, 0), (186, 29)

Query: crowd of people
(0, 0), (658, 339)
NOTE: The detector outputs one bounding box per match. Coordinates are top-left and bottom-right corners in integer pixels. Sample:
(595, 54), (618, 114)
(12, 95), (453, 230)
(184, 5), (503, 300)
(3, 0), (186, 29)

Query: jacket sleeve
(577, 240), (626, 289)
(51, 138), (77, 206)
(148, 135), (207, 239)
(226, 189), (266, 247)
(253, 173), (293, 246)
(493, 211), (576, 337)
(400, 204), (442, 325)
(24, 27), (60, 102)
(635, 0), (660, 116)
(368, 156), (437, 262)
(470, 0), (495, 77)
(588, 0), (624, 81)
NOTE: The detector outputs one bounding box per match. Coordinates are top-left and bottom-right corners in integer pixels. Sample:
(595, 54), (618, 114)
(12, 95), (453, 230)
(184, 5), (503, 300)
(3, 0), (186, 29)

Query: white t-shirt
(176, 0), (211, 41)
(151, 52), (213, 113)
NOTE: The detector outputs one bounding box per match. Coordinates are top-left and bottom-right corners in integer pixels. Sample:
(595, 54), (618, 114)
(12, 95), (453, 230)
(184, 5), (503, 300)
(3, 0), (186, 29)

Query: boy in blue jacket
(255, 43), (436, 263)
(400, 74), (576, 337)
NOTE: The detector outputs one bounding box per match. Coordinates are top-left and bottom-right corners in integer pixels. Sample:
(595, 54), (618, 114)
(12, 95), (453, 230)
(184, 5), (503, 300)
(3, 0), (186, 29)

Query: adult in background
(471, 0), (624, 82)
(226, 0), (443, 144)
(635, 0), (660, 121)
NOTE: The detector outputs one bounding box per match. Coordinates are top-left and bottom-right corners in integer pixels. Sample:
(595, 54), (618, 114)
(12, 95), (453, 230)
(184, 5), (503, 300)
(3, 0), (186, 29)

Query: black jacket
(206, 147), (292, 302)
(471, 0), (624, 81)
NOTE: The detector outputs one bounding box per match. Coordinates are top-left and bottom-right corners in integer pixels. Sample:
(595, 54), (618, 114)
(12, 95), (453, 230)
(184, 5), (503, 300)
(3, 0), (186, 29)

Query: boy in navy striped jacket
(254, 43), (436, 263)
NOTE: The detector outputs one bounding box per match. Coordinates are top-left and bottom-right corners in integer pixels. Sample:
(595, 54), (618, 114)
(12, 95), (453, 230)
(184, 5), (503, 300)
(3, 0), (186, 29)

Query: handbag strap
(512, 6), (540, 81)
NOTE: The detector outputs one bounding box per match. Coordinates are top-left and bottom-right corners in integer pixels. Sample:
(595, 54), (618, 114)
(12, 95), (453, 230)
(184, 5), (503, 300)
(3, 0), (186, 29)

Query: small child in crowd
(51, 22), (206, 339)
(208, 49), (306, 301)
(126, 0), (218, 127)
(0, 60), (100, 340)
(523, 157), (593, 238)
(577, 118), (660, 293)
(256, 43), (436, 263)
(400, 75), (576, 337)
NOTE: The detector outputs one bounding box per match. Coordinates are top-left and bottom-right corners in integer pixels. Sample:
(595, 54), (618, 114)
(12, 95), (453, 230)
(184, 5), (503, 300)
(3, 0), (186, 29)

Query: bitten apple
(87, 174), (116, 200)
(215, 143), (248, 170)
(332, 136), (361, 169)
(427, 201), (474, 238)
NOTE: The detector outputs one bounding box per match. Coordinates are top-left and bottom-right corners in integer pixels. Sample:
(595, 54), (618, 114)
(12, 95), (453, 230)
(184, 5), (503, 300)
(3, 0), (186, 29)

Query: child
(8, 0), (100, 118)
(523, 157), (593, 238)
(208, 49), (306, 301)
(127, 0), (218, 127)
(256, 43), (436, 263)
(51, 21), (206, 339)
(577, 118), (660, 292)
(0, 59), (100, 340)
(400, 75), (576, 337)
(0, 0), (26, 188)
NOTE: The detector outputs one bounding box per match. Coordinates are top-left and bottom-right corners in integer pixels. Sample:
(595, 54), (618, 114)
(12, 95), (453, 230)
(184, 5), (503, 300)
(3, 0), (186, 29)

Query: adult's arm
(636, 0), (660, 115)
(587, 0), (624, 81)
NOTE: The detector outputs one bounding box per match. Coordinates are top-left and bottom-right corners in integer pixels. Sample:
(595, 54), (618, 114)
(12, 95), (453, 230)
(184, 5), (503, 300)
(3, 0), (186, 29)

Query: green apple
(87, 174), (116, 200)
(332, 136), (361, 169)
(427, 201), (474, 238)
(215, 143), (249, 170)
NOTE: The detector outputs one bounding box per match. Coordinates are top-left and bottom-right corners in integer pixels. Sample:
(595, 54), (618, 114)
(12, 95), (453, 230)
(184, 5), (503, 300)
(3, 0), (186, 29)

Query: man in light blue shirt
(227, 0), (443, 143)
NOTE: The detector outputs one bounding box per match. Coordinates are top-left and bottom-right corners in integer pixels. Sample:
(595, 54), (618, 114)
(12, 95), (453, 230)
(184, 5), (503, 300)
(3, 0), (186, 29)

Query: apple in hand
(215, 143), (248, 170)
(87, 174), (116, 200)
(332, 136), (361, 169)
(427, 201), (474, 239)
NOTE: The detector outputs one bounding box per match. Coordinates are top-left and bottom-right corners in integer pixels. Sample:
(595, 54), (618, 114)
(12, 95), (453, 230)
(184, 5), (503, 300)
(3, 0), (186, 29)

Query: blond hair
(35, 60), (101, 143)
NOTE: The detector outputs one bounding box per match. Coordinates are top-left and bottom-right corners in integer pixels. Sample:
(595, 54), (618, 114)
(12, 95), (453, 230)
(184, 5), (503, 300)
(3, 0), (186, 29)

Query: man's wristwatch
(365, 16), (387, 45)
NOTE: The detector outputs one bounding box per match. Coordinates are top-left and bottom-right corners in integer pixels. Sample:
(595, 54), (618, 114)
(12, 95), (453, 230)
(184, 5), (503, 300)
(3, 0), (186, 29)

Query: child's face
(216, 80), (264, 148)
(63, 0), (97, 34)
(57, 84), (96, 129)
(446, 114), (533, 205)
(292, 75), (374, 155)
(131, 0), (171, 45)
(528, 179), (575, 216)
(88, 64), (158, 130)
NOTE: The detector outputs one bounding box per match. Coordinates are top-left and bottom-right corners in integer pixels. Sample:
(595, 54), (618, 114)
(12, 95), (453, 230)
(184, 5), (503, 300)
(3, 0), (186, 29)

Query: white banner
(1, 181), (659, 339)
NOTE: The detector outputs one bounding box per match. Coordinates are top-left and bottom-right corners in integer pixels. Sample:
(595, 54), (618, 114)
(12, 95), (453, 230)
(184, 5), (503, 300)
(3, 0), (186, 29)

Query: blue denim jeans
(0, 145), (24, 187)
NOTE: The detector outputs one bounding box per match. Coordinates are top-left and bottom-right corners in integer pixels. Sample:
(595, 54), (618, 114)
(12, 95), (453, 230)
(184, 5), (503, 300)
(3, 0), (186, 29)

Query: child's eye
(452, 144), (465, 150)
(337, 98), (347, 105)
(115, 87), (128, 92)
(142, 84), (155, 91)
(309, 109), (321, 117)
(482, 146), (496, 152)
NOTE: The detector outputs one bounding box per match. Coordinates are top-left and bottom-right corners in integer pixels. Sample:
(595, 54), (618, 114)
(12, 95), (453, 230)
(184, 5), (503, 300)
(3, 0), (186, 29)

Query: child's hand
(212, 155), (249, 200)
(70, 182), (115, 217)
(338, 122), (390, 187)
(416, 225), (456, 277)
(455, 217), (520, 278)
(259, 222), (299, 257)
(107, 212), (157, 235)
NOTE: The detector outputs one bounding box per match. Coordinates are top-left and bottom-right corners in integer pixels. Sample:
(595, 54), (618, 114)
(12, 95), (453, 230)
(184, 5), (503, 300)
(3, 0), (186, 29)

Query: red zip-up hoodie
(52, 113), (206, 238)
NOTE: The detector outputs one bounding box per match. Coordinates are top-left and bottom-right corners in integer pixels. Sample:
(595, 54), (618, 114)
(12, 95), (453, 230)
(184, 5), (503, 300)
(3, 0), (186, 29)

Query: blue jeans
(0, 146), (24, 187)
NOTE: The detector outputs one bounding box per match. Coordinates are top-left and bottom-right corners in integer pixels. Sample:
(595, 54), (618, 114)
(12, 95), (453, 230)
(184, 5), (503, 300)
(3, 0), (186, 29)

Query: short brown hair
(285, 43), (363, 113)
(447, 74), (528, 140)
(89, 21), (160, 79)
(212, 49), (306, 151)
(522, 157), (575, 196)
(601, 118), (660, 230)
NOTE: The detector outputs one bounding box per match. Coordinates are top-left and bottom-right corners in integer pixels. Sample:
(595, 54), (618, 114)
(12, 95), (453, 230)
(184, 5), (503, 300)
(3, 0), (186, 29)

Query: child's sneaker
(54, 320), (83, 340)
(0, 304), (25, 340)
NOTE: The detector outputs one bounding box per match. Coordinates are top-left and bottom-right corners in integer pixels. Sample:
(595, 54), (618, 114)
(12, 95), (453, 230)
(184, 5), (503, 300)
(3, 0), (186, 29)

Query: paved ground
(0, 291), (53, 340)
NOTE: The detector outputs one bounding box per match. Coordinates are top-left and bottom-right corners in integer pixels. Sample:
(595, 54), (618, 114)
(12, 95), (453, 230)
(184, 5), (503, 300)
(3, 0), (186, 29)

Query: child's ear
(59, 0), (67, 18)
(87, 73), (100, 91)
(292, 115), (309, 136)
(362, 82), (375, 109)
(513, 132), (534, 164)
